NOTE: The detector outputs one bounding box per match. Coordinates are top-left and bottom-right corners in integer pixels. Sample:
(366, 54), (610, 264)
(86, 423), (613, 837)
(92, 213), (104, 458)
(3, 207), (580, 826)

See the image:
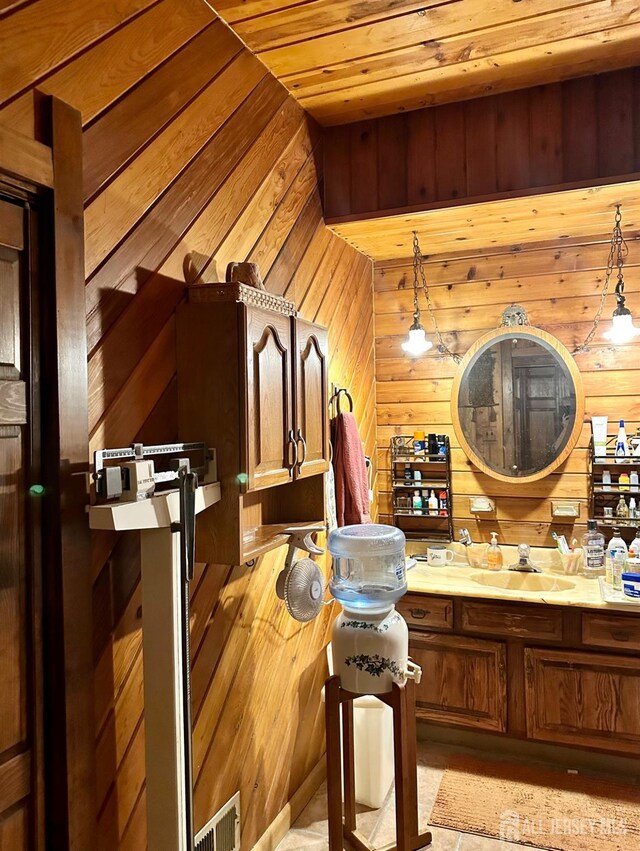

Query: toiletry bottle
(602, 469), (612, 491)
(615, 419), (629, 462)
(413, 431), (426, 456)
(581, 520), (605, 578)
(613, 551), (626, 591)
(412, 490), (422, 514)
(427, 433), (438, 456)
(629, 529), (640, 559)
(437, 435), (447, 456)
(630, 470), (639, 491)
(428, 489), (438, 516)
(629, 497), (637, 520)
(438, 489), (448, 516)
(414, 469), (422, 484)
(619, 472), (630, 491)
(486, 532), (503, 571)
(616, 495), (629, 518)
(404, 463), (412, 484)
(606, 527), (628, 584)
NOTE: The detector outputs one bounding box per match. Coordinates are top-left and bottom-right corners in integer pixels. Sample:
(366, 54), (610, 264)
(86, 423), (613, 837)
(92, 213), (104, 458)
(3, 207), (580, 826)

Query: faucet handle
(518, 543), (530, 560)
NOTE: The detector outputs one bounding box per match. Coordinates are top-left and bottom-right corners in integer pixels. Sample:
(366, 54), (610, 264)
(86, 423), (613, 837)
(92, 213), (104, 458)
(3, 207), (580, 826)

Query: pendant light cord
(413, 231), (462, 363)
(572, 204), (627, 354)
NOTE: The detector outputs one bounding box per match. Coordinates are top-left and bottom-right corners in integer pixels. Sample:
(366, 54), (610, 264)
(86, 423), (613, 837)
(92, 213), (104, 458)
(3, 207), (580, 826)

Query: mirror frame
(451, 326), (585, 484)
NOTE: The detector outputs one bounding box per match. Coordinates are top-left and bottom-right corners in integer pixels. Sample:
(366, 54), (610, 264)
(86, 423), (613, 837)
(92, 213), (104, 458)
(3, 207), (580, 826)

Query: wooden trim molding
(0, 102), (95, 848)
(0, 123), (54, 188)
(451, 325), (585, 484)
(42, 95), (96, 850)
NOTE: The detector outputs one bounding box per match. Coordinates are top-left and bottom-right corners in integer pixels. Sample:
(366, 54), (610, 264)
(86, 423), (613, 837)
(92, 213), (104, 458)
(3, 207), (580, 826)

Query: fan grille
(283, 558), (324, 622)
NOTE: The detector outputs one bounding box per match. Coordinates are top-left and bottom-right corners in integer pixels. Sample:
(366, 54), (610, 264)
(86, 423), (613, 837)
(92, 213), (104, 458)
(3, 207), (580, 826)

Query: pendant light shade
(604, 306), (640, 345)
(402, 323), (433, 356)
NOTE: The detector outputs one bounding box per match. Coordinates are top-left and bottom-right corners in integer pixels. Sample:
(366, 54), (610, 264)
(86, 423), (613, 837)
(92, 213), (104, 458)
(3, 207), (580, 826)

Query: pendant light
(603, 205), (640, 346)
(401, 232), (432, 356)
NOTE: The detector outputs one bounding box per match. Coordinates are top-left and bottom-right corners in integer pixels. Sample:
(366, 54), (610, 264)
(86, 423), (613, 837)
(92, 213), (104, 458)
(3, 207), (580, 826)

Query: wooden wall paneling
(377, 114), (407, 210)
(464, 98), (496, 198)
(83, 50), (268, 276)
(495, 90), (531, 193)
(529, 84), (563, 187)
(82, 20), (242, 200)
(406, 108), (436, 205)
(596, 68), (635, 177)
(373, 232), (640, 547)
(562, 76), (597, 181)
(434, 103), (465, 201)
(0, 0), (159, 104)
(0, 0), (213, 138)
(84, 74), (289, 354)
(323, 67), (640, 223)
(350, 120), (378, 213)
(323, 124), (351, 217)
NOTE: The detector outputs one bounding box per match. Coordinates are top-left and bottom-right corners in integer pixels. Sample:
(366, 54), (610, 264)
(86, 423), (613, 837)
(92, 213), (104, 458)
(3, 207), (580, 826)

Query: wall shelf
(390, 434), (453, 542)
(589, 435), (640, 540)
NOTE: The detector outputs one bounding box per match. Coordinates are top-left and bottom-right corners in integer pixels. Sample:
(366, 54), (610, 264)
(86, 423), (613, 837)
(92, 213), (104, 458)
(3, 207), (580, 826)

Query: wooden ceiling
(213, 0), (640, 124)
(327, 181), (640, 259)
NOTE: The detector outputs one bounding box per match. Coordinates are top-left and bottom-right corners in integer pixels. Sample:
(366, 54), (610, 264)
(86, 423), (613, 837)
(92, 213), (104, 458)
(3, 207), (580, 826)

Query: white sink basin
(470, 572), (576, 592)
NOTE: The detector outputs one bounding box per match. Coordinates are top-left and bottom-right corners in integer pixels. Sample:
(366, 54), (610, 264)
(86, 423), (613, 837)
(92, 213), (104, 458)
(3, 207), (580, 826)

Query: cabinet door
(244, 306), (294, 490)
(410, 631), (507, 732)
(294, 319), (329, 479)
(524, 647), (640, 755)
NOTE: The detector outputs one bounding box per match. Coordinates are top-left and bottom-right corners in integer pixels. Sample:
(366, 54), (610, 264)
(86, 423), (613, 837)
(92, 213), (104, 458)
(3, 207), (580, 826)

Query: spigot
(458, 528), (472, 547)
(508, 543), (541, 573)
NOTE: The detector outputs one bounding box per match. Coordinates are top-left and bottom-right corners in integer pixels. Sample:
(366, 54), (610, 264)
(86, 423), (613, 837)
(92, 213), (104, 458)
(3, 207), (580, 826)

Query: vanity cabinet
(177, 283), (329, 565)
(411, 631), (507, 732)
(406, 592), (640, 758)
(524, 647), (640, 755)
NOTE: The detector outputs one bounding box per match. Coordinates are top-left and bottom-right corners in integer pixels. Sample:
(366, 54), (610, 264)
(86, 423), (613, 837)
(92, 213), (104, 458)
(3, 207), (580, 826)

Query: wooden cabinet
(410, 631), (507, 733)
(524, 647), (640, 756)
(177, 283), (329, 565)
(407, 592), (640, 759)
(244, 306), (294, 490)
(294, 319), (329, 479)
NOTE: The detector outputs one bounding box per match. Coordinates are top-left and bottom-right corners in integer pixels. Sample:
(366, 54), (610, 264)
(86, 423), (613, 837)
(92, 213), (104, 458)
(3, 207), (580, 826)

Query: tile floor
(276, 742), (546, 851)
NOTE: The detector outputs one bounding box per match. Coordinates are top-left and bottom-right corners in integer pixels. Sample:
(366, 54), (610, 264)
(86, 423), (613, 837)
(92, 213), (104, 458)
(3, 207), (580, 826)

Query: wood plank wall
(324, 68), (640, 219)
(0, 2), (376, 848)
(375, 239), (640, 547)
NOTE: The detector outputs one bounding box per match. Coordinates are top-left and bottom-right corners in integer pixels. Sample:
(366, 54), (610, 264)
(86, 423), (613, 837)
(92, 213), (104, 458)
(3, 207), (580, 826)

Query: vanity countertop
(405, 544), (639, 613)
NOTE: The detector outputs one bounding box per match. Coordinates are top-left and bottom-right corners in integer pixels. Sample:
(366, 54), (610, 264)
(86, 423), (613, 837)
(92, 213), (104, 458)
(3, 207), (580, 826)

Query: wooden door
(244, 305), (294, 491)
(525, 647), (640, 755)
(0, 198), (43, 848)
(294, 319), (329, 479)
(411, 631), (507, 732)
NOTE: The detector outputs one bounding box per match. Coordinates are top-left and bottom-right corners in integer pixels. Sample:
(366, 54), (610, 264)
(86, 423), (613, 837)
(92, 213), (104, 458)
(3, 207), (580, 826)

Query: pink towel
(332, 412), (371, 526)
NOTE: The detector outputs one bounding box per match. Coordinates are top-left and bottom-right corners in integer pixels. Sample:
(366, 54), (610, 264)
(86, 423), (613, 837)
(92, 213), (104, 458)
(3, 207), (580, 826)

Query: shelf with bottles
(391, 433), (453, 542)
(590, 428), (640, 465)
(593, 516), (640, 529)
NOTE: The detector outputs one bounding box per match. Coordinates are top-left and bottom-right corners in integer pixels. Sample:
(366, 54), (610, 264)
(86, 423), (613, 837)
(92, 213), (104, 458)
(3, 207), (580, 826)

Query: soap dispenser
(486, 532), (503, 571)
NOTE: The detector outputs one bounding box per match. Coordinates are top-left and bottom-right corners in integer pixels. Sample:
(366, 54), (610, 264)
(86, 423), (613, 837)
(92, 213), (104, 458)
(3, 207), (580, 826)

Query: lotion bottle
(616, 420), (629, 462)
(486, 532), (503, 571)
(428, 489), (438, 516)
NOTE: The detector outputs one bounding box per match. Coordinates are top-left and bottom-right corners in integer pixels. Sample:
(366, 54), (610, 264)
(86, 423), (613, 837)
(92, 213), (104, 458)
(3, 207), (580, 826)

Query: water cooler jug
(328, 524), (421, 695)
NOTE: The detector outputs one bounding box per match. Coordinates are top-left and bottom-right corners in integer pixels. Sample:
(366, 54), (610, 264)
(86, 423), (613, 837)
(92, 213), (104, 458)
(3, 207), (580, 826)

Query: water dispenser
(328, 524), (420, 694)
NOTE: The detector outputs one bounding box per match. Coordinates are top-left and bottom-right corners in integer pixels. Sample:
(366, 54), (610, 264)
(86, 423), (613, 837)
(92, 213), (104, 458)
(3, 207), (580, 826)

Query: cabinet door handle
(611, 629), (631, 642)
(287, 430), (298, 477)
(409, 608), (429, 619)
(296, 428), (307, 469)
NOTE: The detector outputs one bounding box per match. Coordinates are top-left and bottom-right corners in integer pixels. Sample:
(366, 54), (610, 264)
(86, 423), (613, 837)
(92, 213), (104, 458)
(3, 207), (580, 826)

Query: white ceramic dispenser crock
(328, 524), (421, 694)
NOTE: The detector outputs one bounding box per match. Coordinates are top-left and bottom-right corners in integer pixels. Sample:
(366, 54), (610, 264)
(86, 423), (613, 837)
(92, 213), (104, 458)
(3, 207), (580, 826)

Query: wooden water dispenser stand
(325, 675), (432, 851)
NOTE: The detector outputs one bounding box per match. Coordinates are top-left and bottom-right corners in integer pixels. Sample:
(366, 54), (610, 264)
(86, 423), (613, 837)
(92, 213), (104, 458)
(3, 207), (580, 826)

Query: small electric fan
(276, 526), (327, 622)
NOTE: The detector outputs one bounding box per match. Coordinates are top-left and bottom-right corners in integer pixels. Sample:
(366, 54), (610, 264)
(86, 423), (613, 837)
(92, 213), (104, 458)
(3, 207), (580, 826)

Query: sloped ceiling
(213, 0), (640, 124)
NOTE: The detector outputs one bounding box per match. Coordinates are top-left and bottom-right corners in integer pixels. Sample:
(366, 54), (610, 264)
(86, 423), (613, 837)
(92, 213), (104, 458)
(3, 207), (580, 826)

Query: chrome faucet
(508, 543), (541, 573)
(458, 528), (472, 547)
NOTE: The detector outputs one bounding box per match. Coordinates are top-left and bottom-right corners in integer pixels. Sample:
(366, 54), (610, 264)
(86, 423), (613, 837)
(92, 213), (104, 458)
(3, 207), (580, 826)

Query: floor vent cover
(195, 792), (240, 851)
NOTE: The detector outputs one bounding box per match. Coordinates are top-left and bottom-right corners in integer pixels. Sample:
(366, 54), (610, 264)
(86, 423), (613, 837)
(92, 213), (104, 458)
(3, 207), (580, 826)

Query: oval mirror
(451, 326), (584, 483)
